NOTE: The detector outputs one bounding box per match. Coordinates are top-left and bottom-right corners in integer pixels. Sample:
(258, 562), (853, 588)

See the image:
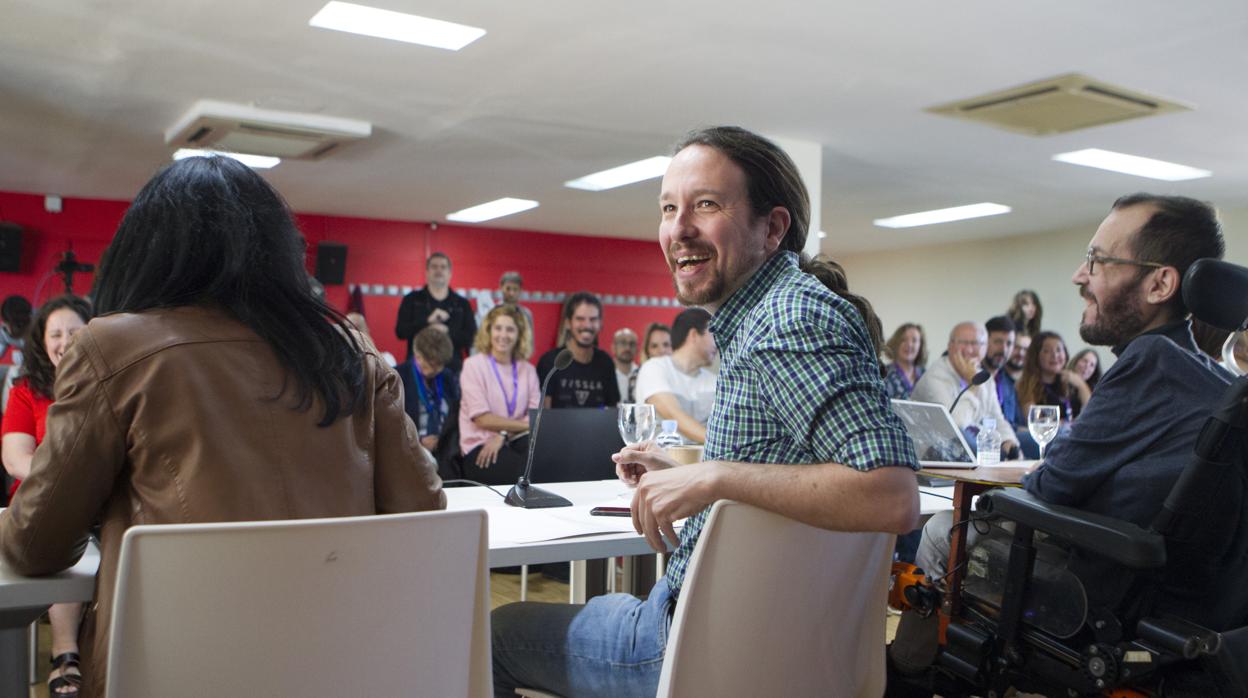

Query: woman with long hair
(640, 322), (673, 363)
(1016, 331), (1092, 424)
(458, 304), (541, 486)
(1, 295), (91, 696)
(1007, 289), (1043, 338)
(881, 323), (927, 399)
(0, 155), (444, 695)
(1067, 348), (1103, 392)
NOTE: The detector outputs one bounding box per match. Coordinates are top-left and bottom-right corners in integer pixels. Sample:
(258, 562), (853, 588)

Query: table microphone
(505, 349), (575, 508)
(949, 368), (992, 415)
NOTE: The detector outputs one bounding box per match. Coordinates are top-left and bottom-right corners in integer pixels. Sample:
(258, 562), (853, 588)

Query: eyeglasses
(1084, 250), (1166, 276)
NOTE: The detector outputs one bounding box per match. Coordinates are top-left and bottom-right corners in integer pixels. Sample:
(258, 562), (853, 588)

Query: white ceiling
(2, 0), (1246, 254)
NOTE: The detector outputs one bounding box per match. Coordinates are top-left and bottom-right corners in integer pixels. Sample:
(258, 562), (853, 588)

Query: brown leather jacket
(0, 306), (446, 697)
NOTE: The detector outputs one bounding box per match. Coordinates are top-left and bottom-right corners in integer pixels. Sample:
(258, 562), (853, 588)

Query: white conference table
(0, 481), (951, 697)
(0, 545), (98, 698)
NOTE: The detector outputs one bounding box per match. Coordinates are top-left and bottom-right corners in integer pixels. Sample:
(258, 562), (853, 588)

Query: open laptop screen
(890, 399), (976, 467)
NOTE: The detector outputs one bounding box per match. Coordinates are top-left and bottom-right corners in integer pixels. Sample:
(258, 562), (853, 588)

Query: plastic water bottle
(656, 420), (681, 449)
(977, 418), (1001, 466)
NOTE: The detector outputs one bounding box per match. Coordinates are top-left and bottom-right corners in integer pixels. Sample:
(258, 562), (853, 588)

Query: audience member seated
(0, 294), (31, 365)
(640, 322), (672, 363)
(1007, 288), (1043, 337)
(881, 322), (927, 400)
(891, 192), (1231, 677)
(398, 326), (460, 479)
(395, 251), (476, 373)
(911, 321), (1018, 457)
(1016, 330), (1091, 423)
(346, 311), (396, 366)
(458, 304), (540, 486)
(982, 316), (1018, 426)
(1, 295), (90, 697)
(0, 155), (445, 696)
(611, 328), (639, 402)
(1067, 347), (1102, 391)
(635, 308), (717, 444)
(536, 291), (619, 408)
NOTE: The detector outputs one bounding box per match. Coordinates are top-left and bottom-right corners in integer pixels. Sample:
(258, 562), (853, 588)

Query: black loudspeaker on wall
(0, 223), (23, 273)
(315, 242), (348, 285)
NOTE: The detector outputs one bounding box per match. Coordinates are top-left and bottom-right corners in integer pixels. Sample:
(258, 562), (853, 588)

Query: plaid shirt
(664, 251), (919, 595)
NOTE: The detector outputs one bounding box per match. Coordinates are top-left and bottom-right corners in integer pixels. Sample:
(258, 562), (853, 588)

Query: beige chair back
(657, 500), (894, 698)
(106, 509), (490, 697)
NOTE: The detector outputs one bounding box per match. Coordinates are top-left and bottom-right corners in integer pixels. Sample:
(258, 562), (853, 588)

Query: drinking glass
(618, 403), (658, 446)
(1028, 405), (1061, 460)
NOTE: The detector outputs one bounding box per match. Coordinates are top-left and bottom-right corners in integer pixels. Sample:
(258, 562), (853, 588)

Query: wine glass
(618, 403), (657, 446)
(1028, 405), (1061, 461)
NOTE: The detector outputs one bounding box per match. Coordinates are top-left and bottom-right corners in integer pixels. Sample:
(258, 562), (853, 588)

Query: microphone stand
(505, 351), (574, 508)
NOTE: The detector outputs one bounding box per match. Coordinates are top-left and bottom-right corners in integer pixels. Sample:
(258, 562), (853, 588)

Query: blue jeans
(491, 578), (676, 698)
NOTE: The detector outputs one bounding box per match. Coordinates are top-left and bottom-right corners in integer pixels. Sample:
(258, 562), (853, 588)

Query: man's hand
(427, 308), (450, 326)
(611, 441), (677, 487)
(475, 433), (504, 468)
(1002, 439), (1021, 460)
(420, 434), (439, 451)
(631, 463), (719, 553)
(949, 351), (980, 384)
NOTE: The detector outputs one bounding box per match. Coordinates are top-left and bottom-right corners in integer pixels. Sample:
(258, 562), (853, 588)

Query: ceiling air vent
(927, 73), (1191, 136)
(165, 100), (372, 159)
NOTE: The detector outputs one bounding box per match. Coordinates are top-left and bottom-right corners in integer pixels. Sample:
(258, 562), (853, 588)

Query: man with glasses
(911, 321), (1019, 457)
(891, 193), (1232, 681)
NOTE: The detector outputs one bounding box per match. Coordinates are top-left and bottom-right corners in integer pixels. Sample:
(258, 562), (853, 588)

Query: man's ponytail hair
(799, 254), (884, 353)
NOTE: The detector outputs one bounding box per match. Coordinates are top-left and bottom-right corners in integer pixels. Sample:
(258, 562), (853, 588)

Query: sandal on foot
(49, 651), (83, 697)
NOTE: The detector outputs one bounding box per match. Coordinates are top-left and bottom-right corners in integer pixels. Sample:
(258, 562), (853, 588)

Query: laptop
(890, 399), (979, 469)
(526, 407), (625, 483)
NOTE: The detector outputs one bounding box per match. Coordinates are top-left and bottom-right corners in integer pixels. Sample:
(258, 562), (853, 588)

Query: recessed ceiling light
(173, 148), (280, 169)
(874, 203), (1011, 229)
(565, 156), (672, 191)
(309, 1), (485, 51)
(1052, 148), (1211, 181)
(447, 198), (538, 223)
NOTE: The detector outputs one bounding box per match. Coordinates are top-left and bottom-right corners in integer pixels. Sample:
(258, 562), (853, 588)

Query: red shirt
(2, 380), (53, 499)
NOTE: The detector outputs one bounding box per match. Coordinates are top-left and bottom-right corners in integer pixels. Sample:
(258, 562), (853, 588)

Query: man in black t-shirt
(536, 291), (620, 408)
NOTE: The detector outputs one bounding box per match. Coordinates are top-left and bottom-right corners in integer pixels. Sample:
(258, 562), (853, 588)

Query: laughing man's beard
(672, 274), (726, 307)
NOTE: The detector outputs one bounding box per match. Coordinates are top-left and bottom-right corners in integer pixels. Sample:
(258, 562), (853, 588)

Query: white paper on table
(484, 505), (683, 544)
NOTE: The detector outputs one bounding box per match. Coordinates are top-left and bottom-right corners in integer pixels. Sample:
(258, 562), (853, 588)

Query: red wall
(0, 190), (679, 360)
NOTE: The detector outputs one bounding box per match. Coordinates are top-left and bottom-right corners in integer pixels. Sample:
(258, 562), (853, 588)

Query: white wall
(839, 204), (1248, 362)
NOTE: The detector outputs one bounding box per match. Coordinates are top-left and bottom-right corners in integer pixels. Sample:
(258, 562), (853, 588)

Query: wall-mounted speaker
(315, 242), (348, 285)
(0, 223), (23, 273)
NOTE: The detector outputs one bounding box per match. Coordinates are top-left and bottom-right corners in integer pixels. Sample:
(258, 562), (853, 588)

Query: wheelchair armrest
(978, 488), (1166, 570)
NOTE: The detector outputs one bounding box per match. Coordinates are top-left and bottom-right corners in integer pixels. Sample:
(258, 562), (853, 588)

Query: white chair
(106, 509), (491, 698)
(519, 500), (895, 697)
(657, 500), (894, 697)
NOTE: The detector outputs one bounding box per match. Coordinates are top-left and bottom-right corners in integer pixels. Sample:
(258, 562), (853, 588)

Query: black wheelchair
(899, 258), (1248, 698)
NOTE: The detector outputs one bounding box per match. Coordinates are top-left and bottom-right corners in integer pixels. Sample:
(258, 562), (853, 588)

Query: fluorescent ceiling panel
(1052, 148), (1211, 181)
(565, 156), (672, 191)
(874, 203), (1010, 229)
(173, 148), (280, 169)
(447, 198), (539, 223)
(309, 1), (485, 51)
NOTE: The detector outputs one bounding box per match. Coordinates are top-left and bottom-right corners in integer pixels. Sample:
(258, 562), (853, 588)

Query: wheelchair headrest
(1183, 258), (1248, 332)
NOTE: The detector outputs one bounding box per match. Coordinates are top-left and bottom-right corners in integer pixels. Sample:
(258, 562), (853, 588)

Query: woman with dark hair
(1007, 289), (1043, 337)
(640, 322), (673, 363)
(0, 155), (444, 695)
(1067, 348), (1103, 391)
(1016, 331), (1092, 424)
(881, 323), (927, 399)
(1, 295), (91, 696)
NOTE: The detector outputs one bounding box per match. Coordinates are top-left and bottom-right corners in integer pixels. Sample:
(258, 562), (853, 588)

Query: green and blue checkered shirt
(664, 251), (919, 596)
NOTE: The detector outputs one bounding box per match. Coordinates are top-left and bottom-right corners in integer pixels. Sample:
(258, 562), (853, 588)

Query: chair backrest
(657, 500), (895, 698)
(106, 509), (490, 698)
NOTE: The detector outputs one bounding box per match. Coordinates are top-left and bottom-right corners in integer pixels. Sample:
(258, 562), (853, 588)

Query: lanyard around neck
(489, 355), (520, 418)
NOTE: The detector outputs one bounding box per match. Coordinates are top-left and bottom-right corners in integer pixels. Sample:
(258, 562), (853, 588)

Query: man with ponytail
(492, 126), (919, 697)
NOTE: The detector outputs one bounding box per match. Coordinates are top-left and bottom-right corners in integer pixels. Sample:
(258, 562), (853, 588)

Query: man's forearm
(707, 461), (919, 534)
